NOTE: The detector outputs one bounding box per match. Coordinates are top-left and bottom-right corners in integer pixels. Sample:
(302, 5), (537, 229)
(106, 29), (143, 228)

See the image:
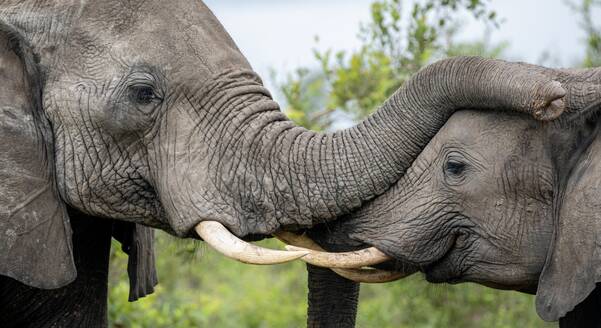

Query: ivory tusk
(195, 221), (309, 265)
(331, 267), (409, 283)
(285, 245), (391, 269)
(274, 231), (406, 283)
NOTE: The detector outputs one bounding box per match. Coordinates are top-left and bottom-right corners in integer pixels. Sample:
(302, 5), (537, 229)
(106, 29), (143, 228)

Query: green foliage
(567, 0), (601, 67)
(109, 233), (551, 328)
(358, 277), (553, 328)
(109, 235), (309, 328)
(279, 0), (502, 128)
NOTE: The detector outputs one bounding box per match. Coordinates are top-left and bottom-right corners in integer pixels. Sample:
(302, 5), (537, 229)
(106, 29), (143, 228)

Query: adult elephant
(0, 0), (572, 326)
(294, 68), (601, 327)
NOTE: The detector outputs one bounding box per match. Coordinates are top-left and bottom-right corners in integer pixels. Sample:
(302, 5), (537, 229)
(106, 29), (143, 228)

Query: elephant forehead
(70, 0), (250, 76)
(440, 110), (544, 152)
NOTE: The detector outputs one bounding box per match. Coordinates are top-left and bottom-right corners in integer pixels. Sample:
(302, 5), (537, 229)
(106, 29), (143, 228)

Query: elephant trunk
(247, 56), (564, 233)
(158, 57), (565, 238)
(306, 264), (359, 328)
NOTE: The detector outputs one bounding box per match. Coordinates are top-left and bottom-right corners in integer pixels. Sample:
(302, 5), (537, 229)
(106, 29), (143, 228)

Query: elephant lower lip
(419, 231), (467, 283)
(422, 264), (462, 284)
(420, 247), (461, 283)
(423, 269), (462, 284)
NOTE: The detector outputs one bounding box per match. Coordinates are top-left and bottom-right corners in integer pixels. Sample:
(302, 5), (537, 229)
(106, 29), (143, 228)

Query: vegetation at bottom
(109, 0), (600, 327)
(109, 234), (554, 328)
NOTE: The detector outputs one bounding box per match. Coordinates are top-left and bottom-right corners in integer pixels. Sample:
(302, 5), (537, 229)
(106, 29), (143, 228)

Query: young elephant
(298, 109), (555, 327)
(352, 109), (555, 289)
(274, 67), (601, 328)
(299, 91), (601, 326)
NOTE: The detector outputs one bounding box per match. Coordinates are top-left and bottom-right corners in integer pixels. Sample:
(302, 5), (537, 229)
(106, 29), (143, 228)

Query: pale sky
(203, 0), (593, 102)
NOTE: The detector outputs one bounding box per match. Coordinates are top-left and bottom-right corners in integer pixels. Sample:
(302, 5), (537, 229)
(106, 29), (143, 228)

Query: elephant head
(0, 0), (571, 294)
(297, 69), (601, 325)
(343, 110), (556, 289)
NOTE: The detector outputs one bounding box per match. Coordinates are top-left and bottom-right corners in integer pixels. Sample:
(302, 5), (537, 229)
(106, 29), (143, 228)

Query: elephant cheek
(146, 142), (236, 236)
(154, 164), (241, 237)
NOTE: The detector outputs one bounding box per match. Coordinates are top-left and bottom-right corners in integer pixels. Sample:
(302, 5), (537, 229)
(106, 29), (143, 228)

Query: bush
(109, 233), (551, 328)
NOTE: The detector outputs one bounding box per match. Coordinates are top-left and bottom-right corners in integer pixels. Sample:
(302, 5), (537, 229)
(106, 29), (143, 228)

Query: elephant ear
(536, 111), (601, 322)
(557, 284), (601, 327)
(0, 26), (76, 288)
(113, 222), (158, 301)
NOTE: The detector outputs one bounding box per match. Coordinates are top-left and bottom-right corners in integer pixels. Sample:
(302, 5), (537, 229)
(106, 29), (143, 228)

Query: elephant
(294, 68), (601, 327)
(0, 0), (580, 326)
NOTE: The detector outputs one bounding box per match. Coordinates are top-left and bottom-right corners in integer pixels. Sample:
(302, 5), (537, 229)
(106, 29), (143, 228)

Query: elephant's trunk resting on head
(299, 69), (601, 327)
(168, 57), (569, 260)
(156, 56), (569, 238)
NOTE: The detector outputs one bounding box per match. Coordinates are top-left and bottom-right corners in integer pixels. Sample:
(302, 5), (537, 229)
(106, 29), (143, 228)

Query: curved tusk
(195, 221), (309, 265)
(274, 231), (404, 283)
(285, 245), (392, 269)
(332, 267), (409, 283)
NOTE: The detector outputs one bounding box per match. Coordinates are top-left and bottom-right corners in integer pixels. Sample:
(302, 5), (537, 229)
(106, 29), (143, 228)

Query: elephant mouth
(416, 232), (466, 283)
(422, 252), (537, 293)
(419, 235), (541, 292)
(421, 249), (464, 284)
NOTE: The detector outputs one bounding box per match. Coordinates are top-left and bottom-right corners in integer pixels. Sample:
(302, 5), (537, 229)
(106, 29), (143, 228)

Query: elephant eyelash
(123, 70), (165, 112)
(125, 69), (166, 101)
(129, 84), (162, 104)
(442, 151), (471, 185)
(445, 160), (466, 176)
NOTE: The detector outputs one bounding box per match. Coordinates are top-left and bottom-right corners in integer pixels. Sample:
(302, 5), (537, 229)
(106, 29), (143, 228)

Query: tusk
(195, 221), (309, 265)
(285, 245), (391, 269)
(332, 267), (409, 283)
(274, 231), (406, 283)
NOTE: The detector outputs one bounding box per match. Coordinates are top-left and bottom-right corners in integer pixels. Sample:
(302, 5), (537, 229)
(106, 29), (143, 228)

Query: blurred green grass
(108, 232), (553, 328)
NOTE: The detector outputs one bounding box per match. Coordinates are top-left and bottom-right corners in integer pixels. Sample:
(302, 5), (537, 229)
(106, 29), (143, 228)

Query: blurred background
(108, 1), (601, 327)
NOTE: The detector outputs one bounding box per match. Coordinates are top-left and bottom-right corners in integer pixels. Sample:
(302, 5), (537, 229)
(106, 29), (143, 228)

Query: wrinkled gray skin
(351, 110), (554, 288)
(309, 110), (555, 327)
(0, 0), (579, 327)
(317, 69), (601, 327)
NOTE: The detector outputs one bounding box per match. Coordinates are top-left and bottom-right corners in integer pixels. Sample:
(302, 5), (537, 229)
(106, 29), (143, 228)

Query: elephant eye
(130, 85), (161, 106)
(445, 160), (466, 176)
(443, 154), (470, 186)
